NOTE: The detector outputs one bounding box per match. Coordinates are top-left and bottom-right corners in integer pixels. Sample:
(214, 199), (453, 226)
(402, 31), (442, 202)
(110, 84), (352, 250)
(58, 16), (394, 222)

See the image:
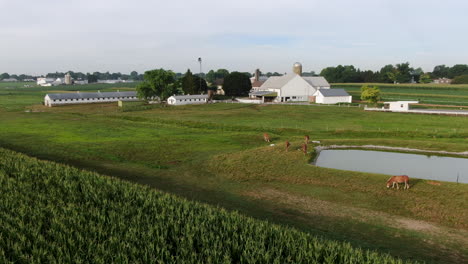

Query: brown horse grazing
(387, 175), (410, 190)
(285, 141), (291, 151)
(304, 135), (310, 144)
(301, 143), (308, 155)
(263, 133), (271, 142)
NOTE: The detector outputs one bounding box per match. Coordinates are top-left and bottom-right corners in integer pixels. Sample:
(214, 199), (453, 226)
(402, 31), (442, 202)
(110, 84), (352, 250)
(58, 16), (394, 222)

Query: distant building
(167, 95), (209, 106)
(1, 78), (18, 82)
(433, 78), (451, 84)
(250, 69), (267, 91)
(74, 79), (89, 85)
(249, 62), (330, 103)
(37, 77), (56, 86)
(44, 91), (138, 107)
(23, 79), (35, 82)
(312, 89), (352, 104)
(213, 79), (225, 95)
(383, 101), (419, 111)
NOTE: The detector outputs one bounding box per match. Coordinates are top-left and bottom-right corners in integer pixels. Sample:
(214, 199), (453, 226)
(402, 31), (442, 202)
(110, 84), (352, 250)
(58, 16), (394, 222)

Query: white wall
(279, 75), (317, 99)
(45, 96), (138, 107)
(316, 95), (352, 104)
(167, 97), (207, 105)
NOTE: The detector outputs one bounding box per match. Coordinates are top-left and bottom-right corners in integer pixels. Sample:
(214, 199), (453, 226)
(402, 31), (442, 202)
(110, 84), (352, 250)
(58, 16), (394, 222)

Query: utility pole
(198, 57), (202, 92)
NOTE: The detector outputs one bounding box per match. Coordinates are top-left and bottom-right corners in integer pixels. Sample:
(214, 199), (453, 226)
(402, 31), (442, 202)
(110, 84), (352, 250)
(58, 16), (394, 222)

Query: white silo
(293, 62), (302, 76)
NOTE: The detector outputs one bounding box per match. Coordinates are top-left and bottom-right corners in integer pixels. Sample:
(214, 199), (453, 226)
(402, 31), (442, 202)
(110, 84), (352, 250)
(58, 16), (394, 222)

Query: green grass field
(0, 82), (467, 263)
(332, 83), (468, 106)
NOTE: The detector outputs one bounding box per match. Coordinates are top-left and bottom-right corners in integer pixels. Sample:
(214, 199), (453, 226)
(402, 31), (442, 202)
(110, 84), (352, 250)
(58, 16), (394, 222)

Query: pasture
(0, 82), (467, 263)
(333, 83), (468, 106)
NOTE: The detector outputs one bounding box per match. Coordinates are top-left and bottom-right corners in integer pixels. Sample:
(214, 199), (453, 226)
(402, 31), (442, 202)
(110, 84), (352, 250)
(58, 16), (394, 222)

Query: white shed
(167, 95), (209, 106)
(383, 101), (419, 111)
(312, 89), (352, 104)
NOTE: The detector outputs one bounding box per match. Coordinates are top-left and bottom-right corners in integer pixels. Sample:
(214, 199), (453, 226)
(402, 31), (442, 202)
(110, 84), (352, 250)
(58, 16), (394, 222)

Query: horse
(386, 175), (410, 190)
(301, 143), (307, 155)
(263, 133), (271, 142)
(304, 135), (310, 144)
(285, 141), (291, 151)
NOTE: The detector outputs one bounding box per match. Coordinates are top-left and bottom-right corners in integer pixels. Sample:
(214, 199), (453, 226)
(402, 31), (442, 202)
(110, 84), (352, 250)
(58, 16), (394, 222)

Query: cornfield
(0, 148), (418, 263)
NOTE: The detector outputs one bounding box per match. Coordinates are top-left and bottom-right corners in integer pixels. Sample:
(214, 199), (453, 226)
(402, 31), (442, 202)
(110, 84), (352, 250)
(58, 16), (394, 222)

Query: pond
(314, 149), (468, 183)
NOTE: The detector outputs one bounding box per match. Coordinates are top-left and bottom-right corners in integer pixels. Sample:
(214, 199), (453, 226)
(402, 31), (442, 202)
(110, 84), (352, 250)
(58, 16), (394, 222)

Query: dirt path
(243, 187), (468, 263)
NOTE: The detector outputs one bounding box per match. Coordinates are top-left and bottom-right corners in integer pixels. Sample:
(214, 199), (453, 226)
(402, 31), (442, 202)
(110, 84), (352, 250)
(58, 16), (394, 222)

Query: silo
(65, 73), (72, 85)
(293, 62), (302, 76)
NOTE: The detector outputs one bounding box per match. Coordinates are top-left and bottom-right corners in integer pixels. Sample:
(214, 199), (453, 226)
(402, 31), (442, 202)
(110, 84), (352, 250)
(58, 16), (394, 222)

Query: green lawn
(0, 83), (467, 263)
(332, 83), (468, 105)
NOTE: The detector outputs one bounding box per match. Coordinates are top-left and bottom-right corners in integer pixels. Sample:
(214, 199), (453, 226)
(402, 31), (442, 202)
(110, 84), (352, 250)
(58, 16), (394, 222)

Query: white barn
(167, 95), (209, 105)
(44, 91), (138, 107)
(249, 63), (330, 103)
(312, 89), (352, 104)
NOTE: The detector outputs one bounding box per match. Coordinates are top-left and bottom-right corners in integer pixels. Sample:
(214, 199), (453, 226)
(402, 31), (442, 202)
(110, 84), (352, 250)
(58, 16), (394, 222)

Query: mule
(386, 175), (410, 190)
(263, 133), (271, 142)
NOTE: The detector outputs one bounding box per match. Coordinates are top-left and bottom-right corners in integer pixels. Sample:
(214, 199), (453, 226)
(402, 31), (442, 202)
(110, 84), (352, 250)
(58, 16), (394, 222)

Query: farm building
(250, 69), (267, 91)
(312, 89), (352, 104)
(1, 78), (18, 82)
(44, 91), (138, 107)
(249, 62), (330, 102)
(167, 95), (209, 106)
(383, 101), (419, 111)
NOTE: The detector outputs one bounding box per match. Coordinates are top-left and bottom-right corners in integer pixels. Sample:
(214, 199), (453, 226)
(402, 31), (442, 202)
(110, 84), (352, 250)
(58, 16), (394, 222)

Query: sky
(1, 0), (467, 75)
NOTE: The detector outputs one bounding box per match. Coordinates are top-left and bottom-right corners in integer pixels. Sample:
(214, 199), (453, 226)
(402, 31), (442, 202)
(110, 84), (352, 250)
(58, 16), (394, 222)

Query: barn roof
(260, 75), (330, 90)
(170, 94), (208, 100)
(302, 77), (330, 87)
(46, 91), (137, 100)
(317, 89), (350, 97)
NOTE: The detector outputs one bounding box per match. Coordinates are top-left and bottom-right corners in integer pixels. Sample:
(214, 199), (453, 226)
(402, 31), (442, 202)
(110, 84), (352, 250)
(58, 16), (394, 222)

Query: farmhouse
(249, 63), (330, 103)
(312, 89), (352, 104)
(44, 91), (138, 107)
(167, 95), (209, 105)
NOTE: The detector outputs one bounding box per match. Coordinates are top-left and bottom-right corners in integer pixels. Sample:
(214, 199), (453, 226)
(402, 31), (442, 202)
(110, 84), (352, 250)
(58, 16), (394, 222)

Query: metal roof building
(44, 91), (139, 107)
(167, 94), (209, 106)
(312, 89), (352, 104)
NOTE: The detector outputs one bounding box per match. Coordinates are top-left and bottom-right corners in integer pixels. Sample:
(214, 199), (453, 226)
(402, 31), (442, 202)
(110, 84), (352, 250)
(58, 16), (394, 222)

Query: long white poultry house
(167, 95), (209, 105)
(44, 91), (138, 107)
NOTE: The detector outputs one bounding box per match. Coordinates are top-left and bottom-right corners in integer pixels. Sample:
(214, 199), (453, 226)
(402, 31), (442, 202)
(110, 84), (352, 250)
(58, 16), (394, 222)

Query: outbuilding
(44, 91), (138, 107)
(383, 101), (419, 111)
(312, 89), (352, 104)
(167, 95), (209, 105)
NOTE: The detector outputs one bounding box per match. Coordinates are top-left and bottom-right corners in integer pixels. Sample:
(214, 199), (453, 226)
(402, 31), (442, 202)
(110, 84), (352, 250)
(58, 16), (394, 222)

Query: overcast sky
(1, 0), (467, 75)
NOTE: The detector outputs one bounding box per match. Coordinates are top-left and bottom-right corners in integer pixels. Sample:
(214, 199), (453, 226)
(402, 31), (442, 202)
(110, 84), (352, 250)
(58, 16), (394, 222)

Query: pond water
(314, 149), (468, 183)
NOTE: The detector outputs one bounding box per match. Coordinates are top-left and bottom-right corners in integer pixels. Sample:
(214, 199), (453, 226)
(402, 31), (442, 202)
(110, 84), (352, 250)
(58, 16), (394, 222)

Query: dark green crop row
(0, 148), (417, 263)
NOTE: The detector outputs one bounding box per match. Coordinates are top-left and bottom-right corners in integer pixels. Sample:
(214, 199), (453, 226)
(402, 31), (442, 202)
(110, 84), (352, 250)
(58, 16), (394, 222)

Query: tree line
(320, 63), (468, 83)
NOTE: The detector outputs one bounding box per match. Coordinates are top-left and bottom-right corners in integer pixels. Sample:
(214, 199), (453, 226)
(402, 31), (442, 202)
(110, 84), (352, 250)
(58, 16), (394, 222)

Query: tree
(379, 64), (395, 83)
(87, 74), (98, 83)
(419, 74), (432, 84)
(223, 72), (252, 96)
(431, 65), (449, 78)
(181, 69), (195, 94)
(136, 69), (178, 102)
(192, 75), (208, 94)
(130, 71), (139, 80)
(395, 62), (412, 83)
(0, 73), (10, 80)
(448, 64), (468, 78)
(360, 85), (381, 105)
(451, 75), (468, 84)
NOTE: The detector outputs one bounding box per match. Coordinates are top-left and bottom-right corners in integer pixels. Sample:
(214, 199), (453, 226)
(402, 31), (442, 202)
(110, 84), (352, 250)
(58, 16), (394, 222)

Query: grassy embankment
(0, 147), (417, 263)
(332, 83), (468, 106)
(0, 83), (467, 263)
